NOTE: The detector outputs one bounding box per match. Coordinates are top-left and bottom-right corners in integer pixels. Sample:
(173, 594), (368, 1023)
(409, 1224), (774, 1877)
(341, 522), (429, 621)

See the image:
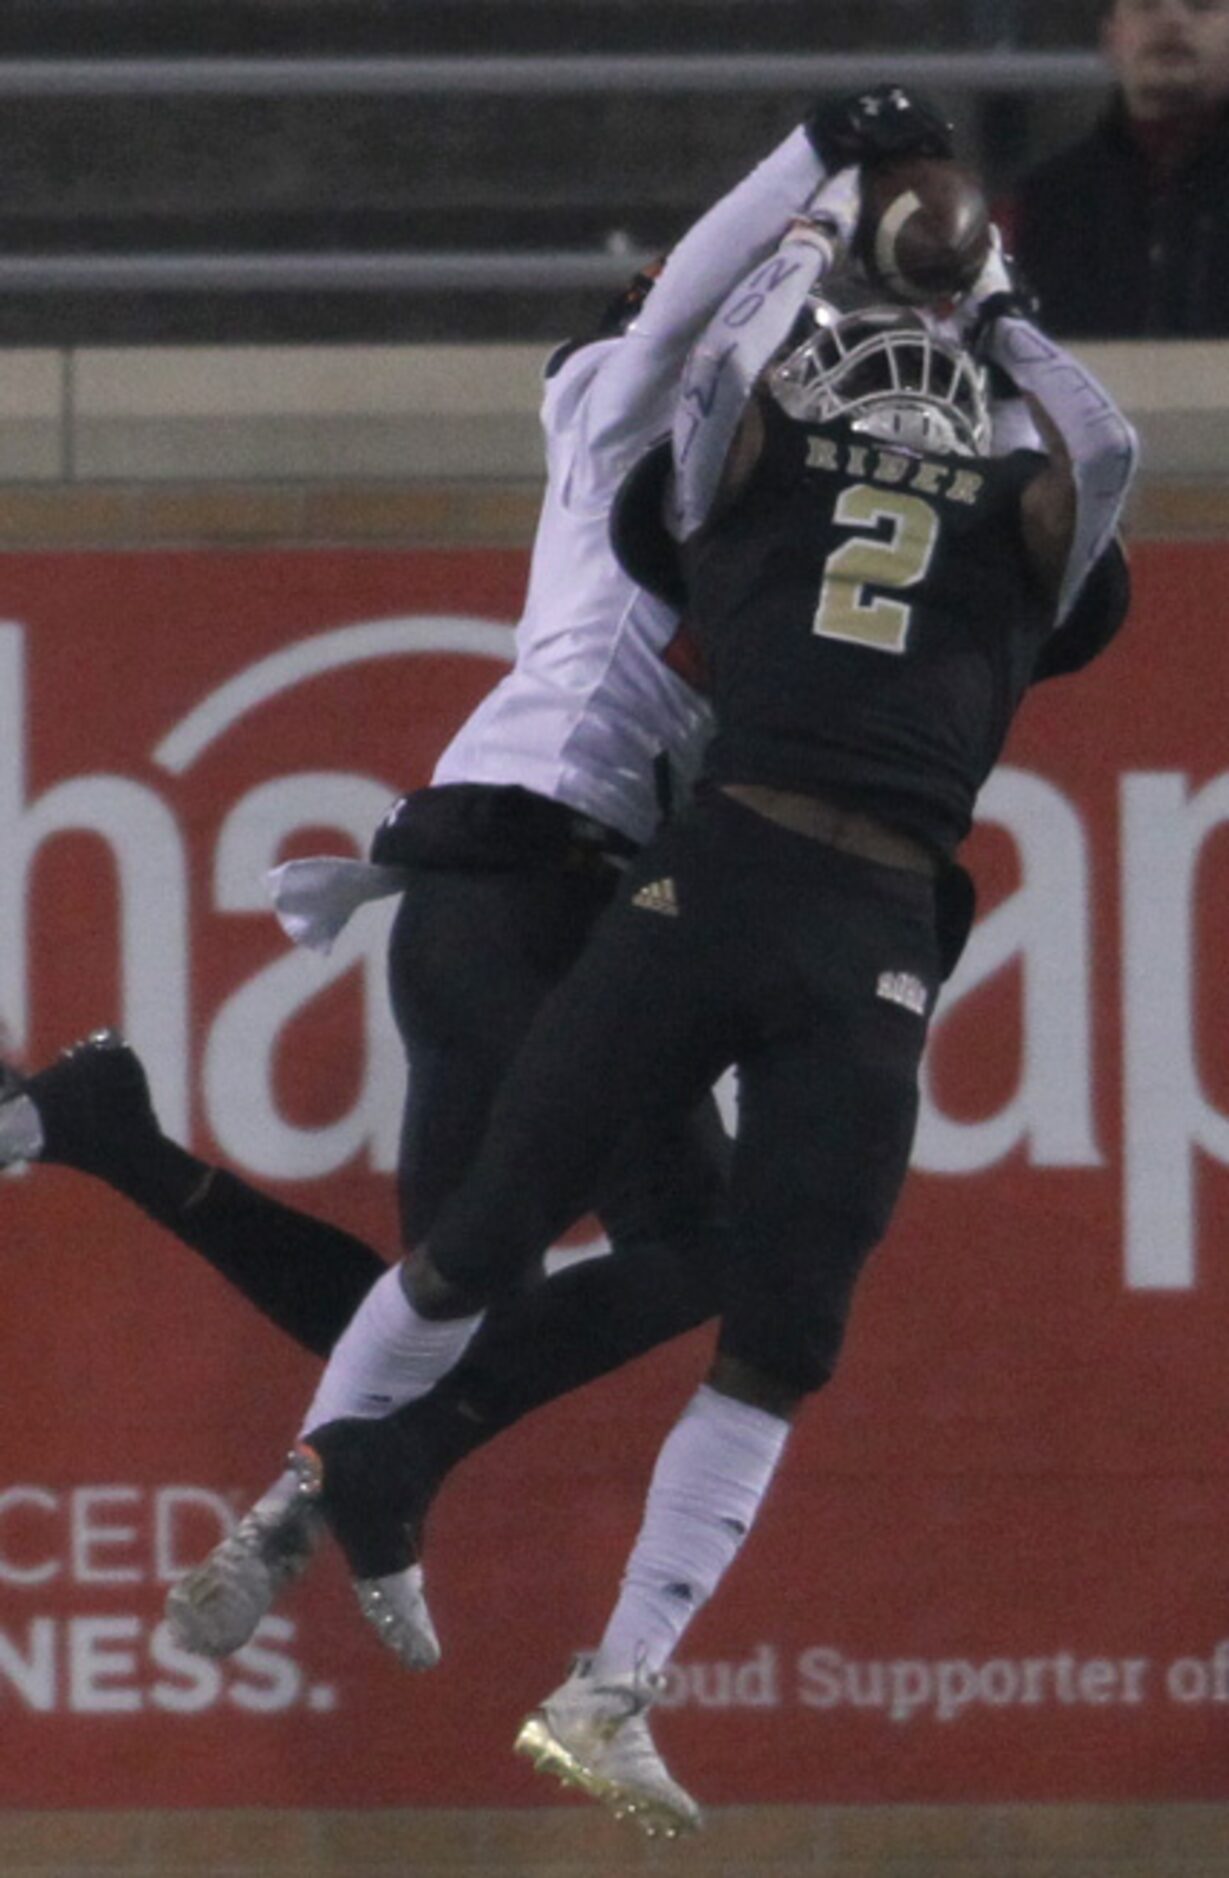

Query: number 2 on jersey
(813, 484), (941, 655)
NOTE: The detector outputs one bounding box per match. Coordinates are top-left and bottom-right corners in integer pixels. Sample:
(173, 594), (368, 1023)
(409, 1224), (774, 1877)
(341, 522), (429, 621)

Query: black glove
(1031, 539), (1131, 683)
(806, 85), (954, 170)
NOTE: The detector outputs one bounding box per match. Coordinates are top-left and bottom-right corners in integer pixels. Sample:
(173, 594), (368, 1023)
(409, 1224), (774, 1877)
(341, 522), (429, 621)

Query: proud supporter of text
(656, 1642), (1229, 1719)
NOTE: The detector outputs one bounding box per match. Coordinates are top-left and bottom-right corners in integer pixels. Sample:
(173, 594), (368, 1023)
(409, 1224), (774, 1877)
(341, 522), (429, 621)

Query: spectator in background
(1011, 0), (1229, 336)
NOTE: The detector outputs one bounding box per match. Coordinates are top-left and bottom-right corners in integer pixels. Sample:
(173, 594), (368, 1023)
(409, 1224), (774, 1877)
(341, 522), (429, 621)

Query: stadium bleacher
(0, 1), (1107, 344)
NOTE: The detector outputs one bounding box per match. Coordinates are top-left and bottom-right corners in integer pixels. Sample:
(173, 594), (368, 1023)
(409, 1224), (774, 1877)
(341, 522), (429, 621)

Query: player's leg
(305, 819), (734, 1550)
(518, 825), (942, 1837)
(240, 1107), (729, 1670)
(169, 854), (635, 1656)
(295, 813), (734, 1445)
(360, 983), (731, 1492)
(0, 1030), (385, 1354)
(291, 859), (629, 1431)
(421, 1092), (729, 1438)
(389, 858), (624, 1246)
(0, 1030), (394, 1660)
(339, 812), (737, 1381)
(297, 1102), (730, 1561)
(303, 815), (740, 1710)
(517, 1027), (919, 1838)
(607, 845), (939, 1687)
(174, 827), (731, 1660)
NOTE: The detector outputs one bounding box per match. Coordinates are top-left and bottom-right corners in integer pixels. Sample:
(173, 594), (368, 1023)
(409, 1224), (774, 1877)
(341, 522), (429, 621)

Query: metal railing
(0, 51), (1105, 297)
(0, 252), (649, 292)
(0, 50), (1104, 96)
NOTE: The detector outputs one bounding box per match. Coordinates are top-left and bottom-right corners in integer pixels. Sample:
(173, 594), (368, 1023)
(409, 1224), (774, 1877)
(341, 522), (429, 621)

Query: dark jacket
(1013, 95), (1229, 338)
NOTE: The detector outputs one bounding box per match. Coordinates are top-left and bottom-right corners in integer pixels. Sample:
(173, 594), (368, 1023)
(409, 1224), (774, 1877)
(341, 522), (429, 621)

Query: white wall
(0, 341), (1223, 486)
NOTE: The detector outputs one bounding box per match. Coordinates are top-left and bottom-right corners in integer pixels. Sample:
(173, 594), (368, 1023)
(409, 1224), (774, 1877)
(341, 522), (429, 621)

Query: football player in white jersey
(0, 87), (960, 1657)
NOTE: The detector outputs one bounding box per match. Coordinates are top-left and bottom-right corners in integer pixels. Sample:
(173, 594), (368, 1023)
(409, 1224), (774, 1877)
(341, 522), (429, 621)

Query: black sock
(98, 1148), (386, 1357)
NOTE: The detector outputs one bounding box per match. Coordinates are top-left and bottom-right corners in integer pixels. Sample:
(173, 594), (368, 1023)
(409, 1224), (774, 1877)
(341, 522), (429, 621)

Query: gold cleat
(514, 1656), (701, 1839)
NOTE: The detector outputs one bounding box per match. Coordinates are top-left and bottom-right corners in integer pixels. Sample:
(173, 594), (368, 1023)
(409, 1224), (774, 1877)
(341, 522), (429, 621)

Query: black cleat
(302, 1415), (426, 1579)
(301, 1418), (441, 1670)
(0, 1029), (160, 1174)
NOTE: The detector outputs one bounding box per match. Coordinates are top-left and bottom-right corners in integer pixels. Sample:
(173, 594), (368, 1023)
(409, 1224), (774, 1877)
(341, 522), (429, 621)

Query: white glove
(964, 223), (1015, 309)
(954, 223), (1036, 349)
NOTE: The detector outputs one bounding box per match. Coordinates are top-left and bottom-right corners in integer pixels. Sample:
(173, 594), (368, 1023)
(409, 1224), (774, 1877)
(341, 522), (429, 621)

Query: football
(857, 157), (992, 306)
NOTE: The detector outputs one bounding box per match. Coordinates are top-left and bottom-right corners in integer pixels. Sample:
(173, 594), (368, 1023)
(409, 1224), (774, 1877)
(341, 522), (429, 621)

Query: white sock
(296, 1265), (483, 1436)
(592, 1384), (790, 1681)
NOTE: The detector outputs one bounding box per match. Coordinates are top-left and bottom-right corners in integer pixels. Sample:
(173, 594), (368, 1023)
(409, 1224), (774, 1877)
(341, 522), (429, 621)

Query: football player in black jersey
(283, 163), (1139, 1835)
(0, 90), (981, 1659)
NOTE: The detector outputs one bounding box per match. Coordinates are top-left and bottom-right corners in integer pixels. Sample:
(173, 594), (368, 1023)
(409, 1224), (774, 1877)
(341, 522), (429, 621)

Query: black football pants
(426, 789), (941, 1396)
(386, 851), (732, 1421)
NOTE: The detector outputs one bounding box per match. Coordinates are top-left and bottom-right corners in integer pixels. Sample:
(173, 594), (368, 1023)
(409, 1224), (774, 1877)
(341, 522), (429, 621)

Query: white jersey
(433, 342), (707, 845)
(433, 125), (828, 847)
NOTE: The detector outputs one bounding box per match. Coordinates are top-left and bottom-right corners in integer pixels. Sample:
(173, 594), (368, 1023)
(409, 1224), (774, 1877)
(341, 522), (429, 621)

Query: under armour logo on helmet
(861, 86), (911, 117)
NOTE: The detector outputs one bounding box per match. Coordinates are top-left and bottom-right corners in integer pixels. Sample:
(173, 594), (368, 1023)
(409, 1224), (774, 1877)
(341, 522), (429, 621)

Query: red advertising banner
(1, 544), (1228, 1810)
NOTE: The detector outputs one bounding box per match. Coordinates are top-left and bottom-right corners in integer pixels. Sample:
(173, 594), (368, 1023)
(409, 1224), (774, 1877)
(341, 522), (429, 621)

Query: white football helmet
(768, 276), (991, 458)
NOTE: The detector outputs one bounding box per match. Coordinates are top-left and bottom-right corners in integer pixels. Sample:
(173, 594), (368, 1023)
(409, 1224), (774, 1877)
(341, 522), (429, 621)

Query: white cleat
(164, 1453), (324, 1657)
(353, 1565), (441, 1670)
(0, 1086), (42, 1166)
(514, 1654), (701, 1840)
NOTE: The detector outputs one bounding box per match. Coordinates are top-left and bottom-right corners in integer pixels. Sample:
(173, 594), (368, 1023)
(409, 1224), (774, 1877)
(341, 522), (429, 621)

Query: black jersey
(683, 402), (1053, 855)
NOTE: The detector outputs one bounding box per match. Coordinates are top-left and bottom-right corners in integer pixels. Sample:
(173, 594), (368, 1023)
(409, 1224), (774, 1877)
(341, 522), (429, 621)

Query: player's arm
(668, 169), (863, 539)
(963, 234), (1139, 622)
(1030, 535), (1131, 683)
(579, 89), (952, 478)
